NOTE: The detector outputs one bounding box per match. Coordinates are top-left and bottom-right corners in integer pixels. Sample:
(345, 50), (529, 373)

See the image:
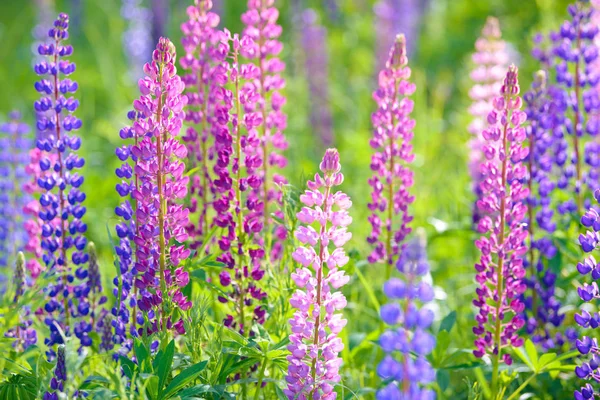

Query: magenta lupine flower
(131, 37), (192, 336)
(468, 17), (509, 223)
(367, 34), (416, 279)
(213, 31), (267, 334)
(180, 0), (228, 249)
(472, 66), (529, 383)
(285, 148), (352, 399)
(241, 0), (288, 258)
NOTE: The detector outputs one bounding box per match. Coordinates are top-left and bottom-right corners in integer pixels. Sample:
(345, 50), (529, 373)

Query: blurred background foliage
(0, 0), (580, 397)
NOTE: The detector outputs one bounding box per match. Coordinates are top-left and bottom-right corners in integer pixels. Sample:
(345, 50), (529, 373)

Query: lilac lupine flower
(472, 67), (529, 391)
(377, 235), (436, 400)
(35, 13), (92, 352)
(180, 0), (228, 249)
(367, 34), (416, 279)
(285, 148), (352, 399)
(99, 312), (114, 352)
(301, 10), (333, 147)
(0, 112), (32, 288)
(213, 31), (267, 334)
(468, 17), (509, 223)
(241, 0), (289, 258)
(131, 37), (191, 336)
(43, 344), (67, 400)
(121, 0), (153, 80)
(4, 252), (37, 351)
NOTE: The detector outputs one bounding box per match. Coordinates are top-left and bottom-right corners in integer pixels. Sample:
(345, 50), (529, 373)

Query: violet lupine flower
(131, 37), (191, 336)
(301, 10), (334, 147)
(35, 13), (93, 352)
(472, 66), (529, 371)
(367, 34), (416, 279)
(121, 0), (153, 80)
(547, 1), (600, 214)
(241, 0), (289, 257)
(112, 110), (143, 355)
(576, 192), (600, 399)
(468, 17), (509, 224)
(377, 236), (436, 400)
(285, 148), (352, 399)
(213, 31), (267, 334)
(43, 344), (67, 400)
(4, 252), (37, 351)
(0, 112), (32, 288)
(180, 0), (227, 249)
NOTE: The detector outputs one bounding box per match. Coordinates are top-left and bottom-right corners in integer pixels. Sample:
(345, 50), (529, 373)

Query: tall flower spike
(472, 66), (529, 394)
(241, 0), (289, 256)
(43, 344), (67, 400)
(367, 34), (416, 279)
(180, 0), (228, 249)
(213, 31), (267, 335)
(132, 37), (192, 337)
(4, 252), (37, 351)
(285, 148), (352, 399)
(575, 189), (600, 399)
(35, 13), (92, 353)
(377, 234), (436, 400)
(0, 112), (32, 289)
(468, 17), (509, 223)
(301, 10), (334, 147)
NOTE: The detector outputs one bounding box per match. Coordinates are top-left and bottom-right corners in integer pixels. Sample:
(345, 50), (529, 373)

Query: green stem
(505, 374), (537, 400)
(253, 358), (268, 400)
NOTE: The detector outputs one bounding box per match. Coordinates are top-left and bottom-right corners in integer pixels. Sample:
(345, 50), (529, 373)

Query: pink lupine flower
(472, 66), (529, 394)
(367, 34), (416, 278)
(285, 148), (352, 400)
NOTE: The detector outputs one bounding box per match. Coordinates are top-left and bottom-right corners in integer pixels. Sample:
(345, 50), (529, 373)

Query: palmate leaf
(155, 340), (176, 397)
(161, 360), (208, 399)
(0, 373), (37, 400)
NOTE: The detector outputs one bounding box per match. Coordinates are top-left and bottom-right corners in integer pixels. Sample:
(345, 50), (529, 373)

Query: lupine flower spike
(35, 13), (92, 353)
(468, 17), (509, 223)
(377, 234), (436, 400)
(285, 148), (352, 400)
(4, 252), (37, 351)
(43, 344), (66, 400)
(367, 34), (416, 279)
(131, 37), (191, 336)
(472, 65), (529, 395)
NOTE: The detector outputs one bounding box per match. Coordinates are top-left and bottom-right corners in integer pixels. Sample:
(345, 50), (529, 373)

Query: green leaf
(537, 353), (557, 369)
(513, 346), (535, 371)
(134, 340), (151, 374)
(155, 340), (175, 397)
(437, 369), (450, 391)
(162, 361), (208, 399)
(524, 339), (539, 370)
(119, 355), (137, 379)
(439, 311), (457, 333)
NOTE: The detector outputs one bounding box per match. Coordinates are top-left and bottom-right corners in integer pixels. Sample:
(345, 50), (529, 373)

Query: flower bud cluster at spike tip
(468, 17), (509, 224)
(300, 9), (334, 147)
(43, 344), (67, 400)
(35, 13), (93, 353)
(241, 0), (289, 261)
(132, 37), (192, 336)
(4, 252), (37, 351)
(0, 112), (33, 289)
(212, 31), (267, 335)
(472, 65), (529, 365)
(180, 0), (228, 249)
(574, 189), (600, 399)
(377, 235), (436, 400)
(112, 110), (144, 356)
(285, 148), (352, 400)
(367, 35), (416, 273)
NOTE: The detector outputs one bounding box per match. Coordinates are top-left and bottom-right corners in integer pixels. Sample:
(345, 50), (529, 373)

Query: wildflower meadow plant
(286, 148), (351, 399)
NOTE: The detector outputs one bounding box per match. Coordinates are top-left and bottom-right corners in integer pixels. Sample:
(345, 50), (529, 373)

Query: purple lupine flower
(241, 0), (289, 259)
(367, 34), (416, 279)
(213, 31), (267, 335)
(131, 37), (191, 336)
(575, 190), (600, 399)
(35, 13), (92, 353)
(472, 67), (529, 389)
(43, 344), (67, 400)
(99, 312), (114, 352)
(4, 252), (37, 351)
(180, 0), (227, 249)
(377, 235), (436, 400)
(121, 0), (153, 80)
(468, 17), (509, 224)
(285, 148), (352, 399)
(300, 9), (334, 147)
(0, 112), (32, 289)
(112, 110), (143, 356)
